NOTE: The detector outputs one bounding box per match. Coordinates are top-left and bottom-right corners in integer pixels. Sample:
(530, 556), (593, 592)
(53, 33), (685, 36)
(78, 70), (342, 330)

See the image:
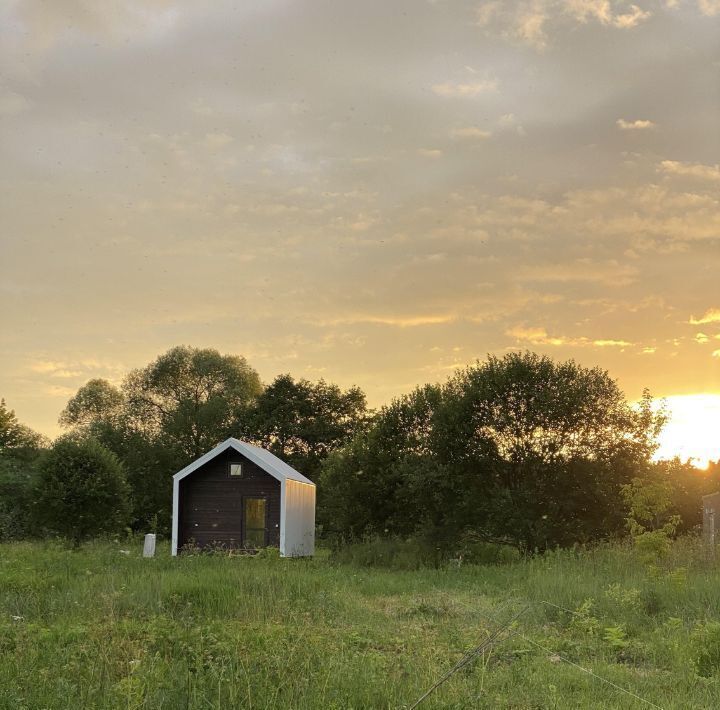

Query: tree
(243, 374), (368, 479)
(123, 346), (263, 458)
(34, 435), (130, 547)
(434, 352), (666, 549)
(650, 457), (713, 534)
(317, 352), (667, 551)
(58, 379), (125, 429)
(0, 399), (44, 454)
(0, 399), (45, 540)
(621, 476), (680, 563)
(57, 348), (264, 534)
(58, 379), (170, 532)
(317, 384), (442, 538)
(0, 455), (37, 540)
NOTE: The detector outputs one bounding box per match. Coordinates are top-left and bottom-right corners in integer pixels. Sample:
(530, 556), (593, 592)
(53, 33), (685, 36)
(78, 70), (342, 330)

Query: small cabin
(171, 438), (315, 557)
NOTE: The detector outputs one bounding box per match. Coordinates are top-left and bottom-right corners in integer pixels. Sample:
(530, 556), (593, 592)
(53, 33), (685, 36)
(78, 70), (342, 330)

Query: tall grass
(0, 536), (718, 708)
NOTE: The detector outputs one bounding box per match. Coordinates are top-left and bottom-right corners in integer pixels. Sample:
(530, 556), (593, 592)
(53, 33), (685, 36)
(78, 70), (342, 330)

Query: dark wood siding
(178, 449), (281, 551)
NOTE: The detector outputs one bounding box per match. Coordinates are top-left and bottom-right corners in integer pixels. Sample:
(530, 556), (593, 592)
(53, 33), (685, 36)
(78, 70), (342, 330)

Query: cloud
(498, 113), (519, 126)
(417, 148), (443, 158)
(1, 0), (718, 437)
(44, 384), (78, 398)
(506, 326), (570, 346)
(517, 260), (638, 286)
(431, 80), (499, 97)
(563, 1), (652, 27)
(202, 132), (234, 149)
(30, 361), (69, 375)
(322, 314), (457, 328)
(476, 1), (549, 49)
(659, 160), (720, 182)
(475, 0), (653, 49)
(507, 326), (632, 348)
(612, 4), (652, 28)
(563, 0), (613, 24)
(498, 113), (526, 135)
(450, 126), (492, 139)
(348, 215), (378, 231)
(515, 4), (549, 47)
(616, 118), (655, 130)
(689, 309), (720, 325)
(0, 90), (31, 116)
(29, 359), (126, 380)
(714, 350), (720, 358)
(29, 1), (179, 42)
(476, 1), (503, 27)
(593, 339), (632, 347)
(698, 0), (720, 16)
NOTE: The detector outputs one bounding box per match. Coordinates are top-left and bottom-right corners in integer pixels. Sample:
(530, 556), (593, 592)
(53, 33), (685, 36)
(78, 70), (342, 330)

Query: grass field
(1, 538), (719, 709)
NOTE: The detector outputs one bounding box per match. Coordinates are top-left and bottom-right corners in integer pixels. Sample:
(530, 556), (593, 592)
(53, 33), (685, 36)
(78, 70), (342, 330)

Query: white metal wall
(280, 479), (316, 557)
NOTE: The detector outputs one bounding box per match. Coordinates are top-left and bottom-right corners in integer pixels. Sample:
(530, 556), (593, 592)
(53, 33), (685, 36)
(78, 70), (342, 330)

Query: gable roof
(173, 437), (315, 486)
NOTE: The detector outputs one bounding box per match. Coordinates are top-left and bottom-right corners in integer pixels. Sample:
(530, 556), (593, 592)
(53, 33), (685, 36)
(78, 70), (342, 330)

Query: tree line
(1, 346), (717, 550)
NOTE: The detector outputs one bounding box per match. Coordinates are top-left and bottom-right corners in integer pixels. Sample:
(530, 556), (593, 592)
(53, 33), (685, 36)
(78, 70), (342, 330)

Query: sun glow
(654, 394), (720, 469)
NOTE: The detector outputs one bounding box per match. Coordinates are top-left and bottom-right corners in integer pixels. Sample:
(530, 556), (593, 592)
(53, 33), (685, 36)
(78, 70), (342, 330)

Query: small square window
(229, 462), (243, 477)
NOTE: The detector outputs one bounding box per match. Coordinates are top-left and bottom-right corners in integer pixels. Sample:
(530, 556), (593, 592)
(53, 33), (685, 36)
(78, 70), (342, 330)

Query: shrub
(634, 529), (674, 562)
(0, 455), (37, 540)
(692, 622), (720, 677)
(621, 476), (680, 566)
(34, 435), (131, 547)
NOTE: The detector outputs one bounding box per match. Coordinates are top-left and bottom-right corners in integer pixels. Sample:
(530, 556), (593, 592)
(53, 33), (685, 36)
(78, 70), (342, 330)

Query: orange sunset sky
(1, 1), (719, 464)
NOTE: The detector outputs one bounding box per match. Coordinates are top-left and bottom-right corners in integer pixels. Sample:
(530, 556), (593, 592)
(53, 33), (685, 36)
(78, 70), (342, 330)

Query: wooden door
(242, 497), (268, 549)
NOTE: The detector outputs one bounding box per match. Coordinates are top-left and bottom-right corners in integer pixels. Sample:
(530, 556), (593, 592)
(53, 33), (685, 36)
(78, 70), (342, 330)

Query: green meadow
(1, 538), (719, 709)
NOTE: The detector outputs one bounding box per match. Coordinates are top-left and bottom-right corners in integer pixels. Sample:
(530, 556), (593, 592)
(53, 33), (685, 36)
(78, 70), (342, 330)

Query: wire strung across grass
(509, 630), (664, 710)
(408, 605), (531, 709)
(407, 595), (665, 710)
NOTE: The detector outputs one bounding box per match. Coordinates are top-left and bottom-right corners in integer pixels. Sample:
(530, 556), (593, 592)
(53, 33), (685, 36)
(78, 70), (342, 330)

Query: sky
(1, 0), (719, 461)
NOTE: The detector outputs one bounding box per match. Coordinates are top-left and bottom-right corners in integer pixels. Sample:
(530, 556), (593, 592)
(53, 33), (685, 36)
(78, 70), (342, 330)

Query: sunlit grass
(0, 538), (719, 708)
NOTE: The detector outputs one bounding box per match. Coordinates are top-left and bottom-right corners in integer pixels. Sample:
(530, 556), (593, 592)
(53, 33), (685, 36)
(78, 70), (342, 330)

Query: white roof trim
(172, 437), (315, 486)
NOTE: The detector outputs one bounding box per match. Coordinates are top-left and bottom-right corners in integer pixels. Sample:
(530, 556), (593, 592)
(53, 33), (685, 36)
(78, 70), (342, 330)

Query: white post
(143, 533), (156, 558)
(709, 511), (715, 552)
(172, 477), (179, 556)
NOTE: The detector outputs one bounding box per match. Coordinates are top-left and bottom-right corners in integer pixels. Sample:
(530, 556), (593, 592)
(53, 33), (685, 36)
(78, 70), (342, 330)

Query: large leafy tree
(318, 352), (667, 550)
(58, 379), (176, 532)
(124, 346), (263, 459)
(0, 399), (45, 540)
(58, 348), (262, 533)
(59, 379), (125, 429)
(34, 435), (131, 547)
(317, 384), (442, 538)
(0, 398), (44, 454)
(435, 352), (666, 549)
(243, 374), (369, 479)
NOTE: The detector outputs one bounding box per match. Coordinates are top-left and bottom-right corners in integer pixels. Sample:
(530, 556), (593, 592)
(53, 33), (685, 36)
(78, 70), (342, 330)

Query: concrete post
(702, 492), (720, 558)
(708, 511), (715, 549)
(143, 533), (156, 558)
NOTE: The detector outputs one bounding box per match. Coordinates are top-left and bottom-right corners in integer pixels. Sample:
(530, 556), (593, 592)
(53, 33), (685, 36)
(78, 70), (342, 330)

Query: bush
(0, 455), (38, 540)
(34, 435), (131, 547)
(692, 621), (720, 677)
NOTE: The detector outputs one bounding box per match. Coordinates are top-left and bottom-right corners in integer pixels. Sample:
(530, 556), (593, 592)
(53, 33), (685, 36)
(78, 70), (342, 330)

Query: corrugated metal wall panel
(282, 479), (316, 557)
